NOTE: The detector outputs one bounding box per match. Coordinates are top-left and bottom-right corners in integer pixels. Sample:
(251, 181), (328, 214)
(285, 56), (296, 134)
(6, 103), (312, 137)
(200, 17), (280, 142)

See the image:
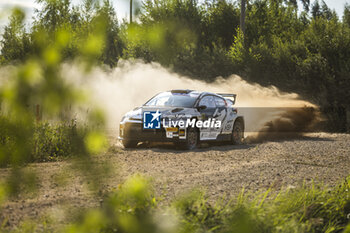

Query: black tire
(232, 121), (244, 145)
(177, 127), (198, 150)
(122, 140), (138, 148)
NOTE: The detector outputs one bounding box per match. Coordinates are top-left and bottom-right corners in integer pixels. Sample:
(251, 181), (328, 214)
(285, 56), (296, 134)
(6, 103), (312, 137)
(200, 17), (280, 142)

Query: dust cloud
(63, 60), (320, 141)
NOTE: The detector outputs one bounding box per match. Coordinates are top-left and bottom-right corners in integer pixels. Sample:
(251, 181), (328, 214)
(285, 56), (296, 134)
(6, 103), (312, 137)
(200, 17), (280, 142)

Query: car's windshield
(144, 92), (198, 108)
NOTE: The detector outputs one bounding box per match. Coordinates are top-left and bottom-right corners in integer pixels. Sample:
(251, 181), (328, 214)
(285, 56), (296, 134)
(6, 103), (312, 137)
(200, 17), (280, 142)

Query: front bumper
(119, 121), (186, 142)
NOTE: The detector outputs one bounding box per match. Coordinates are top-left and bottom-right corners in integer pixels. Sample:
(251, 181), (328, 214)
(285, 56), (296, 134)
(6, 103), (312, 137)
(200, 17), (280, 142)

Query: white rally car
(119, 89), (244, 149)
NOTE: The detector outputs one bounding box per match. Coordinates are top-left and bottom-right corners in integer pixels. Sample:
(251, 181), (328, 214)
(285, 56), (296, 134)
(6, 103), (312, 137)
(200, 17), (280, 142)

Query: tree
(130, 0), (133, 23)
(136, 0), (203, 64)
(344, 4), (350, 28)
(240, 0), (246, 35)
(311, 0), (336, 20)
(34, 0), (72, 32)
(0, 8), (31, 63)
(203, 0), (240, 48)
(95, 0), (124, 66)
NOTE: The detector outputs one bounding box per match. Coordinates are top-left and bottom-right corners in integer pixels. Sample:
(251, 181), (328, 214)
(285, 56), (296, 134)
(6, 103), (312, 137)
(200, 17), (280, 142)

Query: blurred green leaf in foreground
(0, 6), (109, 200)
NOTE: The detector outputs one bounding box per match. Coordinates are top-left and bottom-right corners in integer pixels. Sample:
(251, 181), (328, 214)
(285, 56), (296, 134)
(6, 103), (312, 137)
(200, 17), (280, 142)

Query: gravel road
(1, 133), (350, 228)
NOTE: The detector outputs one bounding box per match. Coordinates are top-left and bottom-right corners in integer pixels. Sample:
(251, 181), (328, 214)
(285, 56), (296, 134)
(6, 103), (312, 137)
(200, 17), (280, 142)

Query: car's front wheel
(122, 140), (138, 148)
(231, 121), (244, 145)
(177, 127), (198, 150)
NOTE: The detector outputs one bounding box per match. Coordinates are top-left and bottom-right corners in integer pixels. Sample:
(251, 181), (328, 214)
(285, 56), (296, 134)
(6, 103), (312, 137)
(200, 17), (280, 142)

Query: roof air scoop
(170, 89), (193, 94)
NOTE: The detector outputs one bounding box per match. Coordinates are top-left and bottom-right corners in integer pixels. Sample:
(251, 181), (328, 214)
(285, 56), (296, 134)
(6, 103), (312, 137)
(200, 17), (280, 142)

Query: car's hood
(121, 106), (196, 122)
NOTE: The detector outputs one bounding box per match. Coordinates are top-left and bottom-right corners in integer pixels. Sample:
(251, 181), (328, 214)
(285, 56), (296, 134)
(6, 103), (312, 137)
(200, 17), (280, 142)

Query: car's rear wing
(217, 93), (237, 105)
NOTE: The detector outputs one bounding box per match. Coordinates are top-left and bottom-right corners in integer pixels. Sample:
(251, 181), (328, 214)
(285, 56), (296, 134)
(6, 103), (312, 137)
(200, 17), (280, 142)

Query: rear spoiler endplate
(217, 93), (237, 105)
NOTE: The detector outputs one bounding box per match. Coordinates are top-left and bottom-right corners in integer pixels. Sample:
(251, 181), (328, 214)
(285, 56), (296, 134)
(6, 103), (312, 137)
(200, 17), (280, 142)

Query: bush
(62, 175), (350, 233)
(32, 120), (79, 162)
(0, 117), (83, 166)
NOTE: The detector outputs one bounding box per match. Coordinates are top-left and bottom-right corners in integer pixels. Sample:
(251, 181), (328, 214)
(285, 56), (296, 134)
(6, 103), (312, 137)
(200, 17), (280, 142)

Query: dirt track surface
(1, 133), (350, 228)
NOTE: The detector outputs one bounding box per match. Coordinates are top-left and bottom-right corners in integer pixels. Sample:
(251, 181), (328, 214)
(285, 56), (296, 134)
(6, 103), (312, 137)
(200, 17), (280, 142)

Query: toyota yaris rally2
(119, 89), (244, 149)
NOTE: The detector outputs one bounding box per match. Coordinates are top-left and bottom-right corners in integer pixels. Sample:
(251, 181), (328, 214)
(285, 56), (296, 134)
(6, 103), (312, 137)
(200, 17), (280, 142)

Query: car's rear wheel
(122, 140), (138, 148)
(177, 127), (198, 150)
(232, 121), (244, 145)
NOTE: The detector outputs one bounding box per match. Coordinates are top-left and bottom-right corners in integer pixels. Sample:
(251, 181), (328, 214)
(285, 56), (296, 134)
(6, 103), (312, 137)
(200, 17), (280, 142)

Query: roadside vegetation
(0, 119), (80, 166)
(9, 174), (350, 233)
(1, 0), (350, 131)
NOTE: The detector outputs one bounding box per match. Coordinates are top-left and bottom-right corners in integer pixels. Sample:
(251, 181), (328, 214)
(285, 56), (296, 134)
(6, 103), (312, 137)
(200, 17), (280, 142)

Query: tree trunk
(130, 0), (133, 23)
(346, 106), (350, 132)
(240, 0), (246, 35)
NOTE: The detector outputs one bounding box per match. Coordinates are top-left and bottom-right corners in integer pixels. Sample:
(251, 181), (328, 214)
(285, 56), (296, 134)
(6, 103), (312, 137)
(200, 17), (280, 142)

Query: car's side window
(214, 96), (226, 107)
(198, 96), (216, 108)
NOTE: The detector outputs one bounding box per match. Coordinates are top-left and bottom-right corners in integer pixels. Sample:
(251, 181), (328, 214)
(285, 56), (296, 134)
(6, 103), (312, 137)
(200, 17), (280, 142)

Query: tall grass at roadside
(0, 117), (86, 166)
(32, 120), (78, 162)
(10, 175), (348, 233)
(180, 177), (350, 233)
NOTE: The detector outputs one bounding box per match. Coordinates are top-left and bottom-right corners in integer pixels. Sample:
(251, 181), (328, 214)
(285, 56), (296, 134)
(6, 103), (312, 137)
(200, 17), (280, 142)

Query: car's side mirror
(197, 105), (207, 111)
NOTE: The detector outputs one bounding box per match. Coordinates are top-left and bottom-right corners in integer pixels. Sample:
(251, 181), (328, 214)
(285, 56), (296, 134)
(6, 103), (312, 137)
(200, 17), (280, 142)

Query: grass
(32, 121), (79, 162)
(0, 118), (83, 166)
(4, 174), (349, 233)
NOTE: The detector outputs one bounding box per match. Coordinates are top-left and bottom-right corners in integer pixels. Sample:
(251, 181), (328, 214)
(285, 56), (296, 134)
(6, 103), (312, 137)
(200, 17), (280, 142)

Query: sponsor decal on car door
(211, 96), (228, 138)
(197, 95), (216, 140)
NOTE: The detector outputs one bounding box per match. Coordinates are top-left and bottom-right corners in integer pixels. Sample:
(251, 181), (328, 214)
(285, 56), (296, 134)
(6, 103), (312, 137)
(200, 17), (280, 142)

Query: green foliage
(2, 0), (349, 129)
(1, 0), (124, 66)
(124, 0), (202, 65)
(0, 5), (109, 201)
(203, 1), (240, 49)
(311, 0), (336, 20)
(34, 0), (72, 32)
(12, 174), (347, 233)
(0, 117), (79, 165)
(228, 28), (245, 65)
(245, 0), (303, 47)
(97, 0), (124, 67)
(345, 4), (350, 28)
(173, 190), (228, 232)
(172, 45), (234, 81)
(126, 0), (350, 130)
(0, 8), (31, 63)
(66, 175), (161, 233)
(32, 121), (78, 162)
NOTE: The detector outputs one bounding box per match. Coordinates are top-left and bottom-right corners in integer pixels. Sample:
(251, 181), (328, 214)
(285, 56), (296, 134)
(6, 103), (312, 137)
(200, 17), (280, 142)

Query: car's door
(198, 95), (216, 118)
(212, 96), (229, 137)
(197, 95), (216, 140)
